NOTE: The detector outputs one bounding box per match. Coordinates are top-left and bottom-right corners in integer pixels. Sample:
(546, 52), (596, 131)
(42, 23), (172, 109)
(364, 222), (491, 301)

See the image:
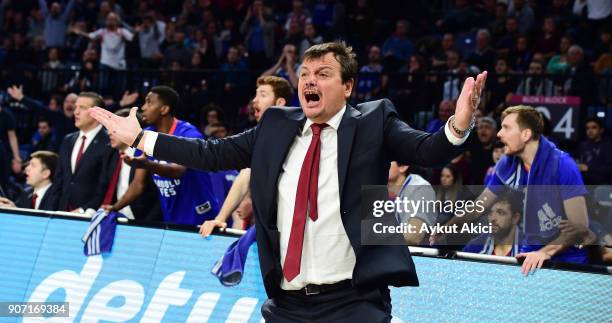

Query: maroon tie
(75, 135), (87, 169)
(102, 157), (123, 205)
(31, 193), (38, 209)
(283, 123), (328, 282)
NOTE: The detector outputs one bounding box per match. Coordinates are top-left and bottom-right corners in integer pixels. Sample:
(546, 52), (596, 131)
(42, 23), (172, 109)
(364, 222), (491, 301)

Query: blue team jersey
(142, 119), (221, 225)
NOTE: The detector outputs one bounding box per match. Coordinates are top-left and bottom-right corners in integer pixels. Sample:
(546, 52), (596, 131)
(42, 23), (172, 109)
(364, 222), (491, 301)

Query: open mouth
(304, 91), (321, 107)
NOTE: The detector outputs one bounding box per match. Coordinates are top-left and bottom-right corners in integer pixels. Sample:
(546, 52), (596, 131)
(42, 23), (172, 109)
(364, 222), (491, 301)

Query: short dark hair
(502, 105), (544, 139)
(30, 150), (58, 180)
(302, 41), (358, 84)
(493, 191), (522, 216)
(256, 76), (293, 104)
(150, 85), (180, 115)
(78, 91), (104, 108)
(585, 116), (604, 129)
(37, 117), (52, 127)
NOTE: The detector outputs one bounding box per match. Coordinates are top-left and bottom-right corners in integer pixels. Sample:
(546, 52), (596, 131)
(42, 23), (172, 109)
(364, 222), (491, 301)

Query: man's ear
(521, 128), (533, 143)
(343, 79), (355, 98)
(160, 105), (170, 116)
(42, 168), (51, 181)
(275, 97), (287, 107)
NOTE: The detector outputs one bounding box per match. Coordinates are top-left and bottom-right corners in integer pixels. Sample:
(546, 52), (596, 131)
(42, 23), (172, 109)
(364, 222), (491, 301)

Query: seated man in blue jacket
(463, 192), (523, 257)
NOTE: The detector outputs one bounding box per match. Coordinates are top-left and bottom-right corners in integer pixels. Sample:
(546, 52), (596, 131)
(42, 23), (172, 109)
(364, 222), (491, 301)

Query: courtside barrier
(1, 207), (610, 322)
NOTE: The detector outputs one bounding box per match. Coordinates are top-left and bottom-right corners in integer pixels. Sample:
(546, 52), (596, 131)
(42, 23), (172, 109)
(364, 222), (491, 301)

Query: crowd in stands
(0, 0), (611, 265)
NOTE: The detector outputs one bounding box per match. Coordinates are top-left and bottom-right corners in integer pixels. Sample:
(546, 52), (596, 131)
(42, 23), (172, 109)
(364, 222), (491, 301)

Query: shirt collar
(301, 105), (346, 136)
(34, 182), (52, 199)
(79, 124), (103, 140)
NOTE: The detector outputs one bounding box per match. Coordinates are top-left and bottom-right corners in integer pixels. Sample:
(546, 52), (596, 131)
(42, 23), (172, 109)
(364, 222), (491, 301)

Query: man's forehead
(256, 84), (274, 93)
(302, 53), (339, 70)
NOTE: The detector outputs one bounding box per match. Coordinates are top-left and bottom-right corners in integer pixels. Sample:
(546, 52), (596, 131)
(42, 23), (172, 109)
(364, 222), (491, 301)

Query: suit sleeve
(153, 126), (257, 172)
(382, 99), (463, 167)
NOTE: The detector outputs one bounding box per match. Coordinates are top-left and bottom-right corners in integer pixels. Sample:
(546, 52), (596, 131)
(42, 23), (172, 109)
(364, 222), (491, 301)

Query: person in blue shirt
(463, 192), (523, 257)
(107, 86), (221, 225)
(433, 105), (590, 275)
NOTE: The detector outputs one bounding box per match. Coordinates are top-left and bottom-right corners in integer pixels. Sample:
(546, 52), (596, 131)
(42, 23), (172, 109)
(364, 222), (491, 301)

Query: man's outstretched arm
(89, 107), (255, 172)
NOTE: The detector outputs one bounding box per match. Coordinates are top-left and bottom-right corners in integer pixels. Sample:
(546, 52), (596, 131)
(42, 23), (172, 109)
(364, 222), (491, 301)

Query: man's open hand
(516, 250), (551, 276)
(453, 71), (488, 131)
(89, 106), (142, 148)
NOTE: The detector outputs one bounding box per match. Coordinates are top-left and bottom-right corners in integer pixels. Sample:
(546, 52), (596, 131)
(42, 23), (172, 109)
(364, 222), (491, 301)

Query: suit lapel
(337, 105), (360, 202)
(73, 130), (103, 176)
(262, 112), (303, 226)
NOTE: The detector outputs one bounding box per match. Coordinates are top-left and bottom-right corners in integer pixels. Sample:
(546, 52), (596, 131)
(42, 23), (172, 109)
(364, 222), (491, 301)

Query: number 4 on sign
(554, 108), (574, 139)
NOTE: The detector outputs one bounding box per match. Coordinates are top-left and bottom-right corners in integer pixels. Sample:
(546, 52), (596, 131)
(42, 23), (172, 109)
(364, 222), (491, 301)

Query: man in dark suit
(52, 92), (113, 212)
(0, 150), (58, 210)
(91, 42), (486, 322)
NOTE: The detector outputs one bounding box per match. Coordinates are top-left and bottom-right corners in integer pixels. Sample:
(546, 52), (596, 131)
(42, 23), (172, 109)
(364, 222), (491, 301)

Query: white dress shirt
(116, 147), (135, 219)
(33, 182), (52, 210)
(143, 106), (470, 290)
(71, 124), (103, 173)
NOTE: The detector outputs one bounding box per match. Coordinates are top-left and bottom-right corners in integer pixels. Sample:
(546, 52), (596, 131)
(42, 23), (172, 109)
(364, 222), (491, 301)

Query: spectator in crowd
(468, 116), (497, 185)
(436, 164), (473, 225)
(200, 76), (292, 237)
(485, 57), (516, 113)
(431, 33), (456, 70)
(217, 17), (242, 59)
(463, 192), (523, 256)
(507, 0), (535, 34)
(0, 103), (21, 184)
(382, 19), (415, 70)
(576, 117), (612, 185)
(516, 60), (555, 96)
(546, 35), (573, 74)
(219, 45), (249, 122)
(8, 86), (80, 141)
(563, 45), (597, 105)
(200, 104), (224, 137)
(0, 150), (58, 210)
(436, 0), (476, 33)
(310, 0), (346, 37)
(134, 14), (165, 68)
(355, 45), (387, 102)
(594, 42), (612, 74)
(427, 99), (455, 133)
(533, 17), (562, 61)
(389, 161), (437, 246)
(261, 44), (299, 89)
(75, 12), (134, 71)
(50, 92), (113, 212)
(392, 54), (429, 121)
(484, 140), (505, 185)
(39, 0), (76, 48)
(240, 0), (276, 69)
(347, 0), (374, 45)
(100, 108), (162, 222)
(31, 117), (58, 152)
(64, 20), (89, 63)
(299, 23), (324, 60)
(487, 2), (508, 42)
(495, 16), (519, 55)
(467, 29), (496, 72)
(40, 47), (64, 93)
(208, 122), (231, 139)
(434, 106), (590, 274)
(162, 31), (191, 69)
(284, 0), (311, 34)
(112, 86), (222, 225)
(508, 35), (533, 71)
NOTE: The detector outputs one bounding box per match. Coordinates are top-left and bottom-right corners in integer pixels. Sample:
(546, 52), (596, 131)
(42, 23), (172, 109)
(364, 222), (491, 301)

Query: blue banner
(0, 211), (610, 322)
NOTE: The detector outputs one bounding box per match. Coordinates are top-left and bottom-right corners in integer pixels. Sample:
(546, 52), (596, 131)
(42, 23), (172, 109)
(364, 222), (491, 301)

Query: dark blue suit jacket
(153, 99), (462, 297)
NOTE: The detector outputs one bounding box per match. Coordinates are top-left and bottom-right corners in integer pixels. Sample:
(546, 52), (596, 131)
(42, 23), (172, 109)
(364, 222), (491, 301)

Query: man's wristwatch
(449, 115), (475, 138)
